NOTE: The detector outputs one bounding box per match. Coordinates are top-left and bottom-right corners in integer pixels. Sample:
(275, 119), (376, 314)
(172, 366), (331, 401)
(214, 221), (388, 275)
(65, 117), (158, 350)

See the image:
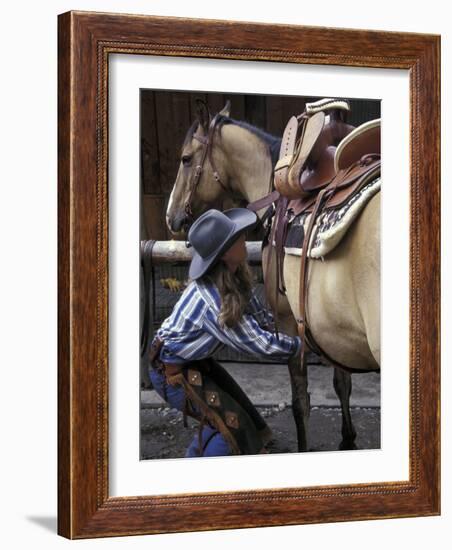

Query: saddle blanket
(283, 177), (381, 259)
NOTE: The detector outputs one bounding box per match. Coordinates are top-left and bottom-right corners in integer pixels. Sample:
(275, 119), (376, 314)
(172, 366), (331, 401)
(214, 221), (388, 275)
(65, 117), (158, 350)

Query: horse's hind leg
(288, 354), (310, 451)
(333, 368), (357, 450)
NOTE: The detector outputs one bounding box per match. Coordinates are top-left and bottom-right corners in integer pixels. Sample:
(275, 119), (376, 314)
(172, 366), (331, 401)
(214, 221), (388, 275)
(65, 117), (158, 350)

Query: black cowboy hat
(188, 208), (257, 280)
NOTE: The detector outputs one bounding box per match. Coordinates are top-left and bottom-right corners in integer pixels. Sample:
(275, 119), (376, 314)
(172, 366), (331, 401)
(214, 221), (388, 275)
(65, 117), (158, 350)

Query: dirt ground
(140, 404), (380, 459)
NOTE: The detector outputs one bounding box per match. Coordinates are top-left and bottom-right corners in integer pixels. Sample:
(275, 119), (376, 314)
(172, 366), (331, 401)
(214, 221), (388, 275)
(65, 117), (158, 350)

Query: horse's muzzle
(167, 212), (192, 239)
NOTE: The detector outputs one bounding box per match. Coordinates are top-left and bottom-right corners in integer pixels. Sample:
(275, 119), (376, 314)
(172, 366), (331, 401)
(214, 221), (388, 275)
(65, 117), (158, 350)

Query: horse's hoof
(339, 440), (357, 451)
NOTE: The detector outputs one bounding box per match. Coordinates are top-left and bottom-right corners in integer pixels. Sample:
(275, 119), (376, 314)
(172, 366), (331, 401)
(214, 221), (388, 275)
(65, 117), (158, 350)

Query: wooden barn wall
(140, 90), (381, 241)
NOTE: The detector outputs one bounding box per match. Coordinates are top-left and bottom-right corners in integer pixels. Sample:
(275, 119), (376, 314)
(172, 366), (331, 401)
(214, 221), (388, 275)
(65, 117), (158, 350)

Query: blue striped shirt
(156, 278), (301, 364)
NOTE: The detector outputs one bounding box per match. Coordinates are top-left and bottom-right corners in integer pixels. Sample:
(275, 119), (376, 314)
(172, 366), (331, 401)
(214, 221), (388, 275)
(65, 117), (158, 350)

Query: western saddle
(248, 98), (381, 373)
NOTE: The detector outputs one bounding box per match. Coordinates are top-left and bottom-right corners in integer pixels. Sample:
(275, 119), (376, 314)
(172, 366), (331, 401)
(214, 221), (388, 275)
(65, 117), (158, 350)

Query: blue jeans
(149, 366), (231, 457)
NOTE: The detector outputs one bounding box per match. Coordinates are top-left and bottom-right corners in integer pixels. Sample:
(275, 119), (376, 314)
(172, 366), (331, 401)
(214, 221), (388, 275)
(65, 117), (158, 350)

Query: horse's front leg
(333, 367), (357, 450)
(287, 350), (310, 452)
(262, 246), (310, 451)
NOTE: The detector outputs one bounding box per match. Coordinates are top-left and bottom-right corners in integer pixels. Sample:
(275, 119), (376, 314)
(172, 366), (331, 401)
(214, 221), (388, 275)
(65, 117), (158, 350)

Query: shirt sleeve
(156, 287), (220, 363)
(248, 289), (275, 329)
(203, 307), (301, 360)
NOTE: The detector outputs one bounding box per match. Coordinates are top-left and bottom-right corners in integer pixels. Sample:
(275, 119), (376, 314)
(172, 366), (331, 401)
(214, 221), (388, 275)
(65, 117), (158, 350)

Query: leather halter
(184, 114), (229, 224)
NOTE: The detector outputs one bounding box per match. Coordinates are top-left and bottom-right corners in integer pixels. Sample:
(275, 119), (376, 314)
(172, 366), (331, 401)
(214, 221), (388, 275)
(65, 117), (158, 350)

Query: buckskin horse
(165, 100), (380, 451)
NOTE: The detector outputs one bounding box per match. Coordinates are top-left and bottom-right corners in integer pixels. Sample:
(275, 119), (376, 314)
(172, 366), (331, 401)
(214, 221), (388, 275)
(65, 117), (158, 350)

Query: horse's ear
(219, 100), (231, 118)
(195, 99), (210, 133)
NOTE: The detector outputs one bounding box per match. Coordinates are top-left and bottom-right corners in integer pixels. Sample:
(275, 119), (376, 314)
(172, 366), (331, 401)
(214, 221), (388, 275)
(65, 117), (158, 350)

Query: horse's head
(166, 100), (232, 237)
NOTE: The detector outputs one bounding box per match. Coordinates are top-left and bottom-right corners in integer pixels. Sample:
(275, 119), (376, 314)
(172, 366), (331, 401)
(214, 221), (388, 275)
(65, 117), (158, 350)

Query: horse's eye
(182, 155), (192, 167)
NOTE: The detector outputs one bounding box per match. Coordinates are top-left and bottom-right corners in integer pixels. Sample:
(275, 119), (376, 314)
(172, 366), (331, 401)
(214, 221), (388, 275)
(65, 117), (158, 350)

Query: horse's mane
(219, 117), (282, 168)
(183, 115), (282, 168)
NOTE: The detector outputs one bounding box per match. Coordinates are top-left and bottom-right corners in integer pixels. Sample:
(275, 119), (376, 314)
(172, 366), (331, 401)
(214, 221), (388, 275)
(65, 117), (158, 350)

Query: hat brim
(188, 208), (257, 280)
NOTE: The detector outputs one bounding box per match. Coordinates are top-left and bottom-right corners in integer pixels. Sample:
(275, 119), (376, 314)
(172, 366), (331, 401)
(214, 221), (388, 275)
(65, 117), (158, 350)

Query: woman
(149, 208), (301, 457)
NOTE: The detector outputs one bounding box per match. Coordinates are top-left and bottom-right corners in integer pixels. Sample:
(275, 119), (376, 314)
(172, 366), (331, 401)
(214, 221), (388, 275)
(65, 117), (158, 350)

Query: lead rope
(297, 188), (328, 364)
(296, 182), (365, 375)
(140, 240), (156, 357)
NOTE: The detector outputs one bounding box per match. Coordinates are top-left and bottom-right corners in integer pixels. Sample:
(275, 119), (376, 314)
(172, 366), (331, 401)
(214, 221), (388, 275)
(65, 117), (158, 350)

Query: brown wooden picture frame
(58, 10), (440, 539)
